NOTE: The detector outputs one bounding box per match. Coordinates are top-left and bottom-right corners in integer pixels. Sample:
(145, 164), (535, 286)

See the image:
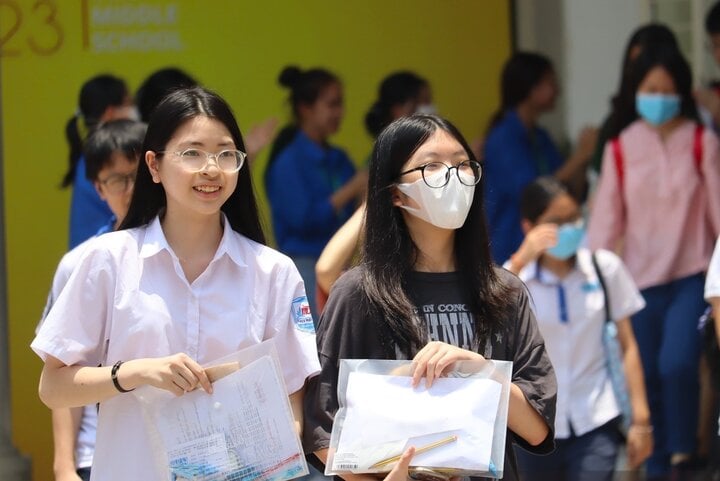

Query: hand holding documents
(327, 359), (513, 479)
(134, 341), (308, 481)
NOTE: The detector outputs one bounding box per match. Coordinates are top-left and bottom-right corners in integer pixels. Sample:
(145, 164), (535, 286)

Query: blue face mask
(547, 221), (585, 260)
(635, 93), (681, 126)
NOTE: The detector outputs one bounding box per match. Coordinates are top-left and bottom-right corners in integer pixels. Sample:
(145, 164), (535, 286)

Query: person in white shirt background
(703, 239), (720, 434)
(38, 119), (146, 481)
(31, 86), (321, 481)
(506, 177), (652, 481)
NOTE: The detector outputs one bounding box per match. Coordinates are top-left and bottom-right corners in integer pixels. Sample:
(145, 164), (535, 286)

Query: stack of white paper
(332, 372), (502, 474)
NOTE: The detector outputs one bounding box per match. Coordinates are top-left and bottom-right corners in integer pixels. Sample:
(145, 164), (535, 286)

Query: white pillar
(514, 0), (649, 143)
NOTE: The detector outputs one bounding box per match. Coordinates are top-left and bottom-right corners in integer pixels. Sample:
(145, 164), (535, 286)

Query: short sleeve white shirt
(705, 237), (720, 300)
(511, 248), (645, 438)
(38, 237), (99, 470)
(32, 215), (321, 481)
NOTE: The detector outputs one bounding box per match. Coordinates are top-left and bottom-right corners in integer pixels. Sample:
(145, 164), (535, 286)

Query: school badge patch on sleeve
(291, 296), (315, 333)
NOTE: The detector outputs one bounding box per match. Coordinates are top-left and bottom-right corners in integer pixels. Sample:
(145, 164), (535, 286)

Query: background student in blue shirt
(265, 66), (366, 316)
(64, 74), (138, 248)
(483, 52), (597, 264)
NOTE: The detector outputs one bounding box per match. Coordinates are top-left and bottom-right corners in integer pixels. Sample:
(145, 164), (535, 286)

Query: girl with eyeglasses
(303, 115), (557, 481)
(32, 87), (321, 481)
(507, 177), (652, 481)
(64, 74), (139, 249)
(40, 119), (146, 481)
(265, 66), (367, 317)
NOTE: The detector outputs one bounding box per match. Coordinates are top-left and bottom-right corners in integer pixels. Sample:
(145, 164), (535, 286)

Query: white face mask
(396, 170), (475, 229)
(415, 104), (437, 115)
(113, 104), (140, 122)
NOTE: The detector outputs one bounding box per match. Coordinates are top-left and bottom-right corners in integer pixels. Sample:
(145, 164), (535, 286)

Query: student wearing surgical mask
(507, 177), (652, 481)
(588, 45), (720, 481)
(304, 115), (557, 481)
(364, 71), (434, 139)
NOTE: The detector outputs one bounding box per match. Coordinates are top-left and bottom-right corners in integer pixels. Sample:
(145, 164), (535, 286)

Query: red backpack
(611, 124), (704, 192)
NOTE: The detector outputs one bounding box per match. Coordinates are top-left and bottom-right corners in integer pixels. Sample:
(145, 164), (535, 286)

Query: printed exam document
(136, 350), (307, 481)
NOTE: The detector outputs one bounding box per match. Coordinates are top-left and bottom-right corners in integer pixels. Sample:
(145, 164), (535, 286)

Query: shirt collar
(139, 215), (169, 259)
(525, 249), (595, 286)
(139, 214), (248, 268)
(296, 129), (328, 158)
(214, 214), (247, 267)
(95, 215), (117, 236)
(503, 109), (535, 137)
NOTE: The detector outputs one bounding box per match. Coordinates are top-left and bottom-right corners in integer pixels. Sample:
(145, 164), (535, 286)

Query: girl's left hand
(411, 341), (484, 388)
(626, 425), (653, 469)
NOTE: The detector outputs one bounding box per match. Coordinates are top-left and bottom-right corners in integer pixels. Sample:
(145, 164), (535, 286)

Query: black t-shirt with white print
(406, 271), (477, 351)
(303, 266), (557, 481)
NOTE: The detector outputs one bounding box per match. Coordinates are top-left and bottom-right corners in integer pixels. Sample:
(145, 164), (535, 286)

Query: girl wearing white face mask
(507, 177), (652, 481)
(303, 115), (557, 481)
(589, 45), (720, 481)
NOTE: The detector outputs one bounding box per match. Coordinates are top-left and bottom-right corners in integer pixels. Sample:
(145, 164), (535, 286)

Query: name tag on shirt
(581, 281), (601, 293)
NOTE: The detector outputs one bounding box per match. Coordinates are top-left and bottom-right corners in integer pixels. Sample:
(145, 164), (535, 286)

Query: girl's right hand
(510, 224), (558, 272)
(134, 353), (212, 396)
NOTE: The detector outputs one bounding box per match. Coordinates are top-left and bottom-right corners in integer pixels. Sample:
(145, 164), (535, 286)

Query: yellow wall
(0, 1), (510, 479)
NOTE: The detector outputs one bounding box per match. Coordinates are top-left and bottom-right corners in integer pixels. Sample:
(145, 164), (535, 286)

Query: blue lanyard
(536, 263), (569, 324)
(557, 284), (569, 323)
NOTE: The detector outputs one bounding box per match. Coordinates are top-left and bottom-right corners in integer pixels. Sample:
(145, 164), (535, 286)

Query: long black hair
(707, 1), (720, 34)
(63, 74), (128, 188)
(609, 24), (678, 113)
(266, 66), (340, 183)
(487, 52), (553, 130)
(135, 67), (198, 122)
(365, 71), (427, 138)
(607, 44), (698, 138)
(120, 87), (265, 244)
(360, 115), (512, 355)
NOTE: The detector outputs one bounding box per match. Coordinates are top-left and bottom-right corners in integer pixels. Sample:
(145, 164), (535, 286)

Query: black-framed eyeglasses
(398, 160), (482, 188)
(157, 148), (246, 173)
(99, 172), (136, 195)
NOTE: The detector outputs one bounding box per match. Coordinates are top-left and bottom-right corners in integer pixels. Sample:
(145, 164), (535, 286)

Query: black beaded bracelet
(111, 360), (134, 393)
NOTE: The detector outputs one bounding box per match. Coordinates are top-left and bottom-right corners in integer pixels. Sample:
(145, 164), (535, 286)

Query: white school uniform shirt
(704, 236), (720, 299)
(704, 237), (720, 435)
(510, 248), (645, 438)
(32, 215), (321, 481)
(37, 237), (99, 470)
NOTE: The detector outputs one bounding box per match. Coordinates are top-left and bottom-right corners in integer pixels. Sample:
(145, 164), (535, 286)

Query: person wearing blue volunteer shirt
(483, 52), (596, 264)
(62, 74), (138, 248)
(266, 66), (366, 316)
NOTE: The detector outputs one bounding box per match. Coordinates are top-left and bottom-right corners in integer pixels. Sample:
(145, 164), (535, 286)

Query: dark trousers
(631, 273), (705, 476)
(515, 420), (622, 481)
(77, 467), (91, 481)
